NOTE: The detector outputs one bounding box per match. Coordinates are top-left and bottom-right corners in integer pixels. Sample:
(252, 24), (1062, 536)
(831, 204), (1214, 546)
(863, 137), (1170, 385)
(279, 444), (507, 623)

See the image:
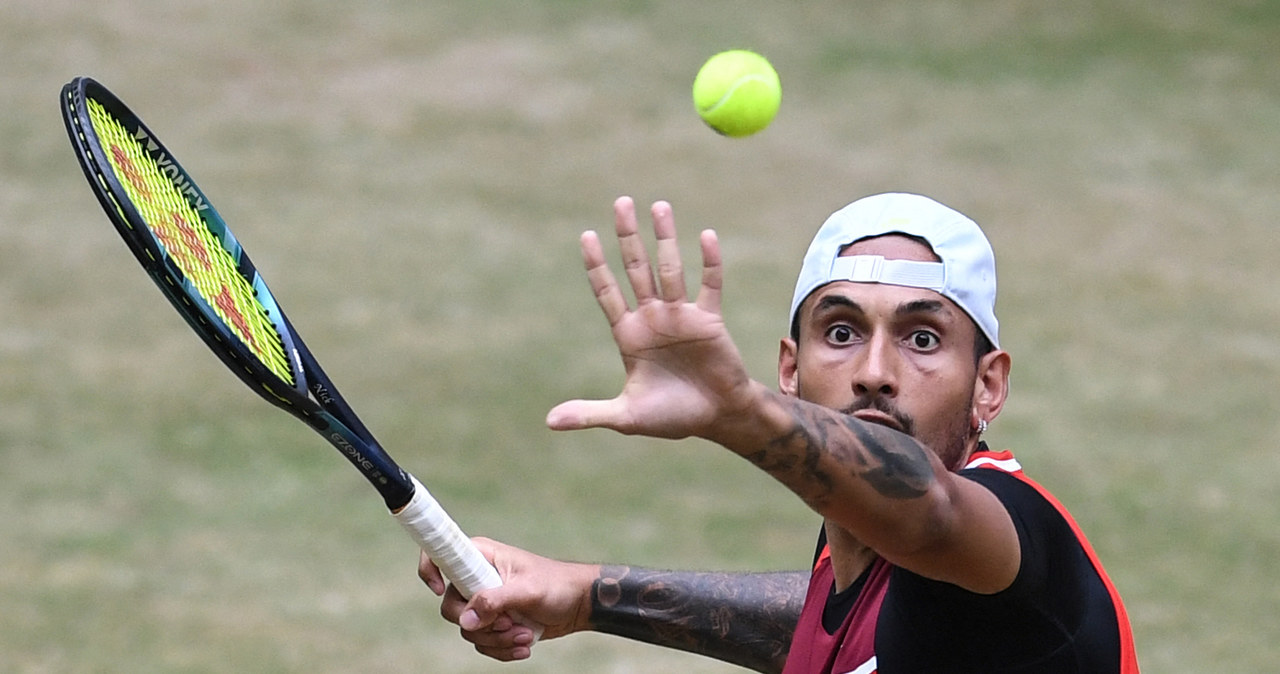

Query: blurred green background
(3, 1), (1278, 671)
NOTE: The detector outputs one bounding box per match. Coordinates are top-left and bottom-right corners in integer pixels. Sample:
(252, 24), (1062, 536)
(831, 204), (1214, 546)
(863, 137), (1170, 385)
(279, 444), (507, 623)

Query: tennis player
(419, 193), (1139, 673)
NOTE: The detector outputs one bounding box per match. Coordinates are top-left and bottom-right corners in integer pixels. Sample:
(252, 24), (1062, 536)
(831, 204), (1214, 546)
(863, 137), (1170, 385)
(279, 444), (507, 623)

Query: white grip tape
(392, 475), (501, 597)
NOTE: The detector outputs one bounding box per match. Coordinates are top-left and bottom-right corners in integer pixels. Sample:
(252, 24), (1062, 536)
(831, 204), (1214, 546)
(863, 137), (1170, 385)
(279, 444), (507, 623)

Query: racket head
(61, 77), (307, 412)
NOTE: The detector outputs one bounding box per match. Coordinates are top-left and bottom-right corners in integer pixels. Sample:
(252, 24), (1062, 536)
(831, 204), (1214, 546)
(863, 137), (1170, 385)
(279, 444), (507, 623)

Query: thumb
(460, 586), (517, 631)
(546, 398), (627, 432)
(458, 606), (484, 631)
(461, 582), (542, 635)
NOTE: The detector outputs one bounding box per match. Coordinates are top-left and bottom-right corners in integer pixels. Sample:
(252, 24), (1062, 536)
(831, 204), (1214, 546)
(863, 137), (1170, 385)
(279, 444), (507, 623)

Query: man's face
(785, 235), (981, 469)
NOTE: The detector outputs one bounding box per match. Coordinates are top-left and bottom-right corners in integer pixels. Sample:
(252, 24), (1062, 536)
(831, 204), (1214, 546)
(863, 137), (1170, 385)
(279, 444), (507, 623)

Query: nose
(853, 333), (898, 398)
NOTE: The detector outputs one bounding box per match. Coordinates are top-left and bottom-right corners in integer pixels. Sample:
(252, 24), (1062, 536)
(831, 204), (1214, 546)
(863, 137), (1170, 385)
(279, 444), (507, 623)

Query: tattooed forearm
(844, 416), (935, 499)
(589, 565), (807, 674)
(745, 391), (935, 509)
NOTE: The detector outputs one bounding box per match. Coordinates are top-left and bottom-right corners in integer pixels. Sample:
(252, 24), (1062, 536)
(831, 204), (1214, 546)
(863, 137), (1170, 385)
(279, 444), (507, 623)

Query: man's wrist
(706, 380), (780, 451)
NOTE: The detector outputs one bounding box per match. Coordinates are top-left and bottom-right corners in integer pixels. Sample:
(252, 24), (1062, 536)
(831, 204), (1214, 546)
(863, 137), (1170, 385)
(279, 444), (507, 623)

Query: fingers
(697, 228), (722, 314)
(594, 196), (695, 307)
(614, 196), (658, 303)
(435, 539), (540, 662)
(651, 201), (687, 302)
(417, 550), (446, 596)
(439, 585), (535, 662)
(650, 202), (722, 312)
(581, 231), (628, 327)
(584, 197), (689, 327)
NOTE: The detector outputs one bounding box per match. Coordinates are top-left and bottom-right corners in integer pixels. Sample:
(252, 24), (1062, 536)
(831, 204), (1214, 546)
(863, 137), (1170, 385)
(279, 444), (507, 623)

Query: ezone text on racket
(329, 432), (378, 474)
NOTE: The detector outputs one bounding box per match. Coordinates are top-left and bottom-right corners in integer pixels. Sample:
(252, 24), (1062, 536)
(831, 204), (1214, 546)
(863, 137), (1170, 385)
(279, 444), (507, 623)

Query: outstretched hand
(546, 197), (757, 442)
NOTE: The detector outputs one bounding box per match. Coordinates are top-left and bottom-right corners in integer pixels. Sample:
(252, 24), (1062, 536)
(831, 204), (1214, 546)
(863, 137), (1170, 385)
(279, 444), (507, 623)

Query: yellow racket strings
(87, 99), (295, 386)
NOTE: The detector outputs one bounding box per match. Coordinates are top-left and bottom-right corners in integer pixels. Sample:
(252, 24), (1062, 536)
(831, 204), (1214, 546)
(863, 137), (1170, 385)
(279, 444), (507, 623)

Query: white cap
(789, 193), (999, 348)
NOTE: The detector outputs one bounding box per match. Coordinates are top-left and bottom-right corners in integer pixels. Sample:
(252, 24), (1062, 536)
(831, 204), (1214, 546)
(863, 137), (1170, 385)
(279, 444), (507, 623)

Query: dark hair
(972, 328), (995, 364)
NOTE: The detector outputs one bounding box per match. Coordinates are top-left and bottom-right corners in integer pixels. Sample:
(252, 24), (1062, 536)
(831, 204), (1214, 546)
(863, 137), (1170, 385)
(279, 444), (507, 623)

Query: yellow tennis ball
(692, 50), (781, 137)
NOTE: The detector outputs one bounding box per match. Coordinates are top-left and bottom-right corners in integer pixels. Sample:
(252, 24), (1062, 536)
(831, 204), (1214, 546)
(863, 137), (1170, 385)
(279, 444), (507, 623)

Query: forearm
(714, 383), (944, 552)
(710, 385), (1019, 594)
(589, 565), (807, 674)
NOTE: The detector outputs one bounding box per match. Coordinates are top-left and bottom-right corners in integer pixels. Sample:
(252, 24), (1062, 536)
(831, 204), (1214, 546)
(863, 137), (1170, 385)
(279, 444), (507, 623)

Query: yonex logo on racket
(86, 97), (294, 385)
(112, 128), (210, 212)
(134, 128), (208, 212)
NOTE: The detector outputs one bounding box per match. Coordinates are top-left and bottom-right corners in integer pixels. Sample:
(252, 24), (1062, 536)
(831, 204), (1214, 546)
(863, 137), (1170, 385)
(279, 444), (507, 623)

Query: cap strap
(829, 255), (945, 291)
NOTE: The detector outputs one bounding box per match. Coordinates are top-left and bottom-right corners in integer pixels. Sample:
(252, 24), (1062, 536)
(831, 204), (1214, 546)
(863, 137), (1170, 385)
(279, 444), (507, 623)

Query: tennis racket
(59, 76), (506, 602)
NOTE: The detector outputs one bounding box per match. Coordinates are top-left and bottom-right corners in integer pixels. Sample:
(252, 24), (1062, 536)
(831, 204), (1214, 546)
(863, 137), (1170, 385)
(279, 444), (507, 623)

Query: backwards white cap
(789, 192), (999, 348)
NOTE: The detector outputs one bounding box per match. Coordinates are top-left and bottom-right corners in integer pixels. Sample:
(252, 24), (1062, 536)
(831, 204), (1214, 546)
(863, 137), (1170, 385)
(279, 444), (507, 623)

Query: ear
(778, 338), (799, 397)
(973, 349), (1011, 430)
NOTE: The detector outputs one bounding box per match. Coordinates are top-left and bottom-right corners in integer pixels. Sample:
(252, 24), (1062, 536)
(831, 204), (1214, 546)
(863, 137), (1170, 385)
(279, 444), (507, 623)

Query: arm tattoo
(744, 392), (936, 510)
(589, 565), (807, 673)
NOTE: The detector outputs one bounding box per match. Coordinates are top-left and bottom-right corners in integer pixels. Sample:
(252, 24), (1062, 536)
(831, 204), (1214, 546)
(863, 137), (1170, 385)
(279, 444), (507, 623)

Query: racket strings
(67, 99), (133, 230)
(86, 99), (295, 386)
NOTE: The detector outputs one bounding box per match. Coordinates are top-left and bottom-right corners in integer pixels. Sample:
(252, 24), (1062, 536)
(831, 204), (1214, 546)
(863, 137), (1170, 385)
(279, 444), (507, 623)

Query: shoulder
(953, 448), (1110, 606)
(877, 451), (1129, 669)
(958, 448), (1063, 527)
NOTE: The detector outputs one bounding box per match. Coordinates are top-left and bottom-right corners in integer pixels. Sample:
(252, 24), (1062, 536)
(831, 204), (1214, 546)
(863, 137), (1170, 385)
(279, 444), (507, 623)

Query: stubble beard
(798, 386), (975, 472)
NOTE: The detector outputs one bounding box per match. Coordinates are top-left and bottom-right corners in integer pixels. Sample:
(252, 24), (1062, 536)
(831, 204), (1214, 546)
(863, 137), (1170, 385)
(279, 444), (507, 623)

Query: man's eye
(826, 325), (856, 344)
(910, 331), (940, 350)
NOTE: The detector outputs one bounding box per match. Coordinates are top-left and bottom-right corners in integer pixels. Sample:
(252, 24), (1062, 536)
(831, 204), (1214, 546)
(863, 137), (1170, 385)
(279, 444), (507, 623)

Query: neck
(824, 520), (879, 592)
(942, 436), (986, 472)
(822, 440), (991, 588)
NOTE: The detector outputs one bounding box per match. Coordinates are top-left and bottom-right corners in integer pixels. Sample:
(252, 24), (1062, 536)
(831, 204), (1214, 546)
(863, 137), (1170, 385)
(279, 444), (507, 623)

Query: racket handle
(392, 475), (544, 641)
(393, 474), (502, 596)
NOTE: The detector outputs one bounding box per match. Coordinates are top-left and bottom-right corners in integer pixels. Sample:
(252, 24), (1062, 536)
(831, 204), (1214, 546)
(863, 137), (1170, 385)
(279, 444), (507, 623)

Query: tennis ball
(692, 50), (781, 137)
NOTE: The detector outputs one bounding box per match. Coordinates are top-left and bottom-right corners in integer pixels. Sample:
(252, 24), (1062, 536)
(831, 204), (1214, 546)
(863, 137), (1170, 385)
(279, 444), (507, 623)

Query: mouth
(851, 409), (905, 433)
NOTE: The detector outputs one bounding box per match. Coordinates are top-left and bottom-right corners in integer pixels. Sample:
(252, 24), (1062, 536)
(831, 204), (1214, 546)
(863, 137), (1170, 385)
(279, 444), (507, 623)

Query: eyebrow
(811, 294), (948, 319)
(813, 294), (861, 316)
(896, 298), (947, 317)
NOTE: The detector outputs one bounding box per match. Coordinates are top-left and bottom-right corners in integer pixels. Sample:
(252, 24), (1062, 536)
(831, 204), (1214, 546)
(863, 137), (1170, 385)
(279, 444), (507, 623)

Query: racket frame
(61, 77), (419, 511)
(59, 79), (524, 616)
